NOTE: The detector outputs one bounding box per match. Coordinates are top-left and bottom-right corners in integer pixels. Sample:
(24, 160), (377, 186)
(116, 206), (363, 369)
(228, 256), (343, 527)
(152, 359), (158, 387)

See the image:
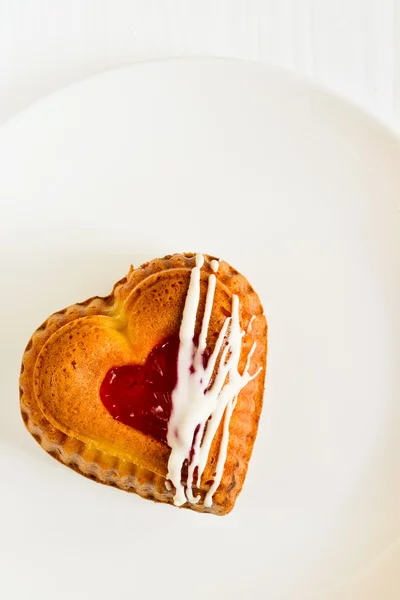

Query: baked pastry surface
(20, 253), (267, 515)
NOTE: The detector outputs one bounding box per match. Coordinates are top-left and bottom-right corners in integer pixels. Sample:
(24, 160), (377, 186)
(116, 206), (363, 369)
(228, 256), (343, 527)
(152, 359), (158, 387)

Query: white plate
(0, 58), (399, 600)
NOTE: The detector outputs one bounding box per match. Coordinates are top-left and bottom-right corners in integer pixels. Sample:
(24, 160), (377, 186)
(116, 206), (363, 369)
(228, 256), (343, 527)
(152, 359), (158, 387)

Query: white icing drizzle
(166, 254), (262, 507)
(247, 315), (256, 333)
(210, 259), (219, 273)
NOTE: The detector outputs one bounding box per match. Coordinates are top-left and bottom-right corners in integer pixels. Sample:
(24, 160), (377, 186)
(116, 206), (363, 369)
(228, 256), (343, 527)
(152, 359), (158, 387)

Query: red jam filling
(100, 336), (179, 444)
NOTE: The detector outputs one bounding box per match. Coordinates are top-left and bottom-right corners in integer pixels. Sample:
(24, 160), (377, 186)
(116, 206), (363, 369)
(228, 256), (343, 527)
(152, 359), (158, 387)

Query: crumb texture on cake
(20, 253), (267, 515)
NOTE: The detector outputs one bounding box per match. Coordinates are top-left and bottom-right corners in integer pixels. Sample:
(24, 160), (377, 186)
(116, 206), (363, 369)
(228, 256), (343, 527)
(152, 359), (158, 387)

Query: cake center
(100, 336), (179, 444)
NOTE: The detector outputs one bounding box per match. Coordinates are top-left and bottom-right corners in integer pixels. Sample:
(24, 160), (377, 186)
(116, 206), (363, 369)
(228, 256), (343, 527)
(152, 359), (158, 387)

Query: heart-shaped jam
(100, 336), (179, 444)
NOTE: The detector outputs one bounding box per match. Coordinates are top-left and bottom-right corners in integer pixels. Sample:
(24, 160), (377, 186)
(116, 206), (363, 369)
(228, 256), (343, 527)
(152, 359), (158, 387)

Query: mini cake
(20, 253), (267, 515)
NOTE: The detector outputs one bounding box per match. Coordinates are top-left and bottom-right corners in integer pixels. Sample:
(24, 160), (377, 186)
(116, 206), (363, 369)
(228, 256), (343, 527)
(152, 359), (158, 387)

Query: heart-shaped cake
(20, 253), (267, 515)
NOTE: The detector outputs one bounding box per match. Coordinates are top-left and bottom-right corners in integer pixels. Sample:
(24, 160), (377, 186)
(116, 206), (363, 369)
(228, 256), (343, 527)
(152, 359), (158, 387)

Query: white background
(1, 2), (400, 598)
(1, 0), (400, 132)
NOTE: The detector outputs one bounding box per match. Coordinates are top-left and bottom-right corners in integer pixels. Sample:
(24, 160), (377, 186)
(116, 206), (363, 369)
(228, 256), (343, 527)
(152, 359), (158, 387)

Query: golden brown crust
(20, 253), (267, 515)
